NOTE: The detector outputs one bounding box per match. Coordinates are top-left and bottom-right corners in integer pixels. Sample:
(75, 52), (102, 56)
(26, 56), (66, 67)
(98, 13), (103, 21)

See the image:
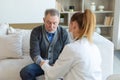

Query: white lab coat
(42, 37), (102, 80)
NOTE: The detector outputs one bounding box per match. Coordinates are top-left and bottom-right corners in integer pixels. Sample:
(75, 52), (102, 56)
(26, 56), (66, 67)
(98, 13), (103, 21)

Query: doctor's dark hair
(44, 9), (60, 17)
(70, 9), (96, 43)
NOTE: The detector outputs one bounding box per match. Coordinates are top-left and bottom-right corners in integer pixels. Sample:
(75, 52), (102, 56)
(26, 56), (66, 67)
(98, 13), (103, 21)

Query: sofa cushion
(8, 27), (32, 54)
(0, 55), (33, 80)
(0, 23), (9, 35)
(21, 29), (31, 54)
(0, 33), (23, 59)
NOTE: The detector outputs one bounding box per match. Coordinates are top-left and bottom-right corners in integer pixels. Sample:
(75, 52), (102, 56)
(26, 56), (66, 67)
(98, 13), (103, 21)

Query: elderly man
(20, 8), (70, 80)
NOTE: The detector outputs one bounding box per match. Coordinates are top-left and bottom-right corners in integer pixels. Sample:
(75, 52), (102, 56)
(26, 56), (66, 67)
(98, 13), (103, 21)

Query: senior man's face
(43, 14), (59, 33)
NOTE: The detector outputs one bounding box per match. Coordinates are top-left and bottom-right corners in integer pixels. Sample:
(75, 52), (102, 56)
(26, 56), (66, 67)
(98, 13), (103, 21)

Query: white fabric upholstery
(0, 55), (33, 80)
(21, 29), (31, 54)
(0, 28), (114, 80)
(8, 27), (32, 54)
(93, 33), (114, 80)
(0, 23), (9, 35)
(0, 33), (23, 59)
(106, 74), (120, 80)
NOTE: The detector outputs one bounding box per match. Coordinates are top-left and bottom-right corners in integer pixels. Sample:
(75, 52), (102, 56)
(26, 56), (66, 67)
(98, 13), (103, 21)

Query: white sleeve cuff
(41, 61), (51, 71)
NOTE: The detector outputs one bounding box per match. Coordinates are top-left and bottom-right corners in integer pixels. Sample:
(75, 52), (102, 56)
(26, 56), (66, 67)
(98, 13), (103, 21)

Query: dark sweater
(30, 25), (70, 65)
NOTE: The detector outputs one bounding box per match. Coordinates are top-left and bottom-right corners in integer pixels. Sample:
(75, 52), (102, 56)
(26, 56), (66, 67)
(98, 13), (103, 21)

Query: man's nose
(49, 23), (54, 27)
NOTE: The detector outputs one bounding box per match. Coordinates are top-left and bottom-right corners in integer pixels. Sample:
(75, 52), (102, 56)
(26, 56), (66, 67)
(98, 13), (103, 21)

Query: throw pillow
(8, 27), (32, 54)
(0, 23), (9, 35)
(0, 33), (23, 59)
(21, 29), (31, 54)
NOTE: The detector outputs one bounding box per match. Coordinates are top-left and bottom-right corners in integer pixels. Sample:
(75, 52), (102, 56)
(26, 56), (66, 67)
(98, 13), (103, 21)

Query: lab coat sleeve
(41, 45), (75, 80)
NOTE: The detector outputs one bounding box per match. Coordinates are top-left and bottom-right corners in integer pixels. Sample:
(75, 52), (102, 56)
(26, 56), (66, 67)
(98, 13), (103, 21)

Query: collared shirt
(47, 32), (55, 43)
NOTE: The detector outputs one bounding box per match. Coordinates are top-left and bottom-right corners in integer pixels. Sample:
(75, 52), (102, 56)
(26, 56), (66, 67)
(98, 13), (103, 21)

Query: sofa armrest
(93, 32), (114, 80)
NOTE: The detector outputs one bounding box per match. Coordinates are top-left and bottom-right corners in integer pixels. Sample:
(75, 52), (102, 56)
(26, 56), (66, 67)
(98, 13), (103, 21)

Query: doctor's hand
(40, 60), (49, 66)
(40, 61), (45, 66)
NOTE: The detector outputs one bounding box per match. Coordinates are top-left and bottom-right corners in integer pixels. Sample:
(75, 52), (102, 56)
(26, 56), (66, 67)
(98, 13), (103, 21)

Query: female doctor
(40, 9), (102, 80)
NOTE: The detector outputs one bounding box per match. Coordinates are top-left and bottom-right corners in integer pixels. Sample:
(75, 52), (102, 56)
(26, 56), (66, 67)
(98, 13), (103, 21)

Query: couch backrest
(20, 29), (32, 54)
(7, 27), (32, 54)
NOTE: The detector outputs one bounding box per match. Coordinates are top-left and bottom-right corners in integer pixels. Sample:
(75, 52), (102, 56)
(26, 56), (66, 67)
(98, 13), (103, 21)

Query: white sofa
(0, 23), (114, 80)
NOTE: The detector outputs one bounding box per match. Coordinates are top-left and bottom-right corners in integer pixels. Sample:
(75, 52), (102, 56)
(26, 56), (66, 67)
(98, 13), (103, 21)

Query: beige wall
(10, 23), (43, 29)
